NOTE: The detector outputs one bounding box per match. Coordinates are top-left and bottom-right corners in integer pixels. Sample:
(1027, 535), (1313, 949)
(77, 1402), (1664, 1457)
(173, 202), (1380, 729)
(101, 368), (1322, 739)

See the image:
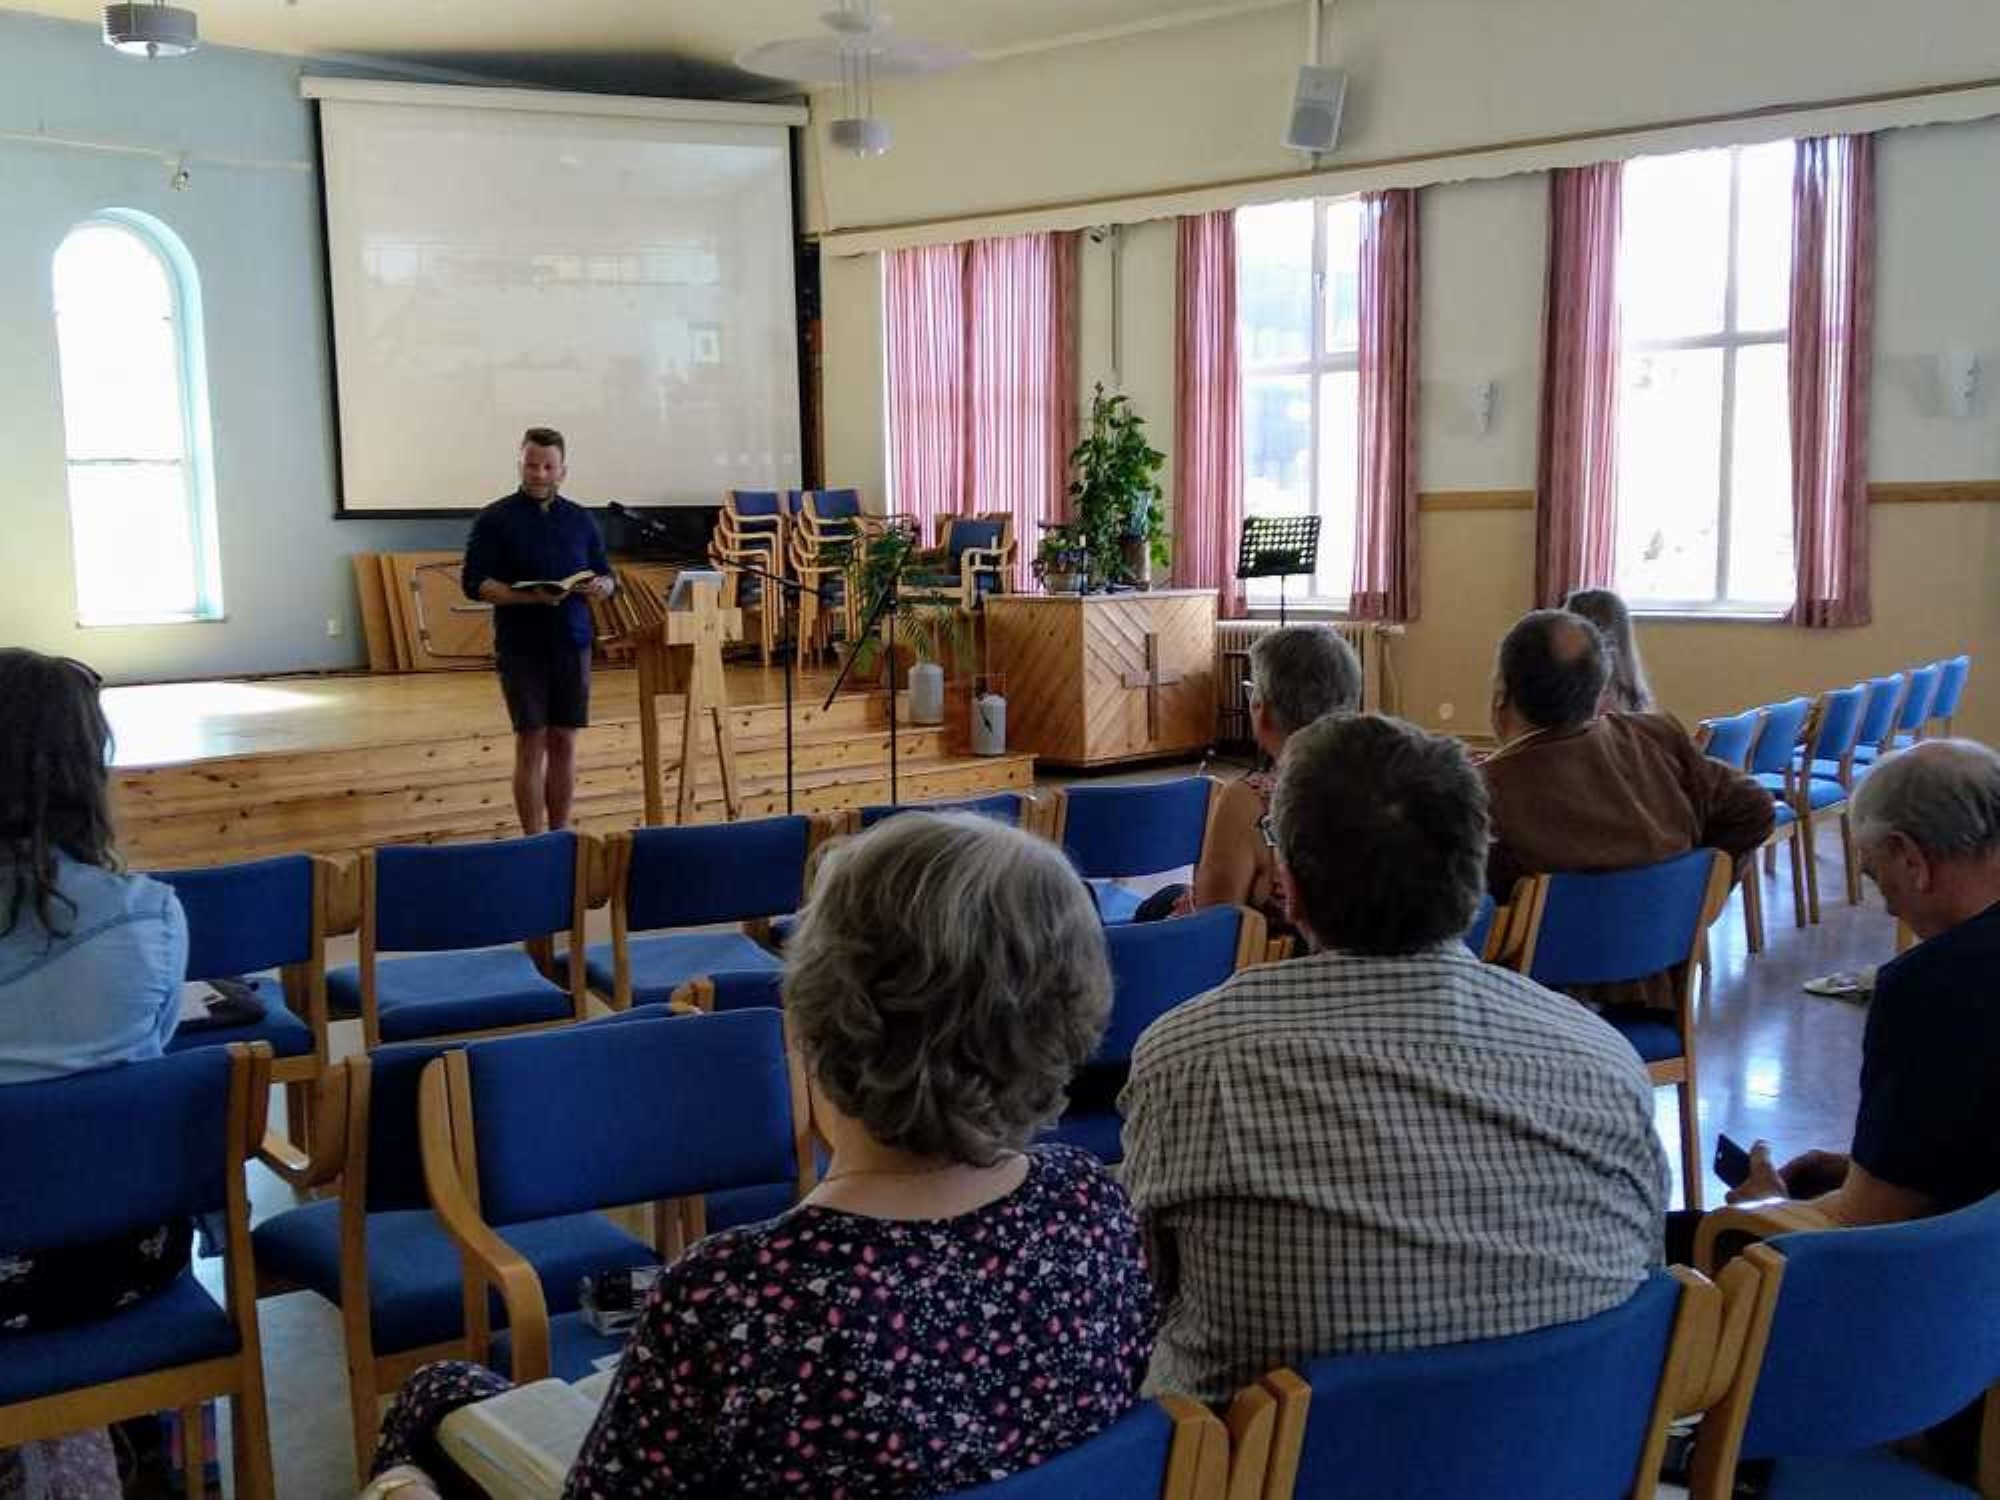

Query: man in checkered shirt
(1119, 713), (1667, 1403)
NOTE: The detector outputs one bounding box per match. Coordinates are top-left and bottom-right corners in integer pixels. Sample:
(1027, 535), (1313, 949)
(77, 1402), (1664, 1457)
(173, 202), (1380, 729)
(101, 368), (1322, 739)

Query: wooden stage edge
(108, 664), (1038, 870)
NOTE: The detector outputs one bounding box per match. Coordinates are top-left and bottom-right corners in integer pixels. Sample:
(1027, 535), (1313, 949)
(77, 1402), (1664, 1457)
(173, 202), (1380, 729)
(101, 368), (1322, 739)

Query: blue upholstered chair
(710, 490), (789, 663)
(1926, 654), (1971, 737)
(1699, 707), (1764, 770)
(1043, 904), (1265, 1164)
(1856, 662), (1943, 767)
(156, 852), (334, 1147)
(1745, 697), (1815, 936)
(1507, 849), (1733, 1209)
(328, 832), (590, 1047)
(1785, 684), (1869, 916)
(950, 1395), (1228, 1498)
(857, 791), (1029, 830)
(251, 1028), (662, 1473)
(904, 513), (1016, 612)
(1841, 672), (1907, 774)
(1688, 1191), (2000, 1498)
(1056, 777), (1220, 924)
(790, 490), (868, 658)
(585, 816), (816, 1010)
(0, 1045), (276, 1500)
(1248, 1269), (1717, 1500)
(419, 1009), (817, 1383)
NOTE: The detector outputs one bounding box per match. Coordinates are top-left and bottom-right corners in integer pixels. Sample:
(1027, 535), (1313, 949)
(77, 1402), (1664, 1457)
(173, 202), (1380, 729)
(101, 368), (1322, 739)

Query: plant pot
(1044, 571), (1082, 595)
(908, 662), (946, 725)
(1121, 538), (1153, 589)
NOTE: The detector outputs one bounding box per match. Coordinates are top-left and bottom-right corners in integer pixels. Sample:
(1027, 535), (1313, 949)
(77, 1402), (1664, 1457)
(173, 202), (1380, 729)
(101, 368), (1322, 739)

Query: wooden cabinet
(984, 590), (1217, 766)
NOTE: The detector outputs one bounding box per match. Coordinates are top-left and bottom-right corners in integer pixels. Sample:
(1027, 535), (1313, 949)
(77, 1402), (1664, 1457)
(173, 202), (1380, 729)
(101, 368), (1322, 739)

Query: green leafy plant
(1056, 384), (1170, 589)
(840, 524), (973, 676)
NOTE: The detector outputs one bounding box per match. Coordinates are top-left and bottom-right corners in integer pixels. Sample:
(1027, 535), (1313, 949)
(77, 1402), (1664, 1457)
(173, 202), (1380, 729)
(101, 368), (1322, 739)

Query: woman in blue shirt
(0, 648), (190, 1333)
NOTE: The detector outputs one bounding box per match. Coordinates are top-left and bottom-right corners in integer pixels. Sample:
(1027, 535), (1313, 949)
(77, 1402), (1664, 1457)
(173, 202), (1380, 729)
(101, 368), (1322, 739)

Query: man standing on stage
(461, 427), (615, 834)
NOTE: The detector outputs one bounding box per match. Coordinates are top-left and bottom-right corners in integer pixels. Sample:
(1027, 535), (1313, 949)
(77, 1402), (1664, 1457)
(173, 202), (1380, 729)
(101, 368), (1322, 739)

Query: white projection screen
(306, 80), (806, 513)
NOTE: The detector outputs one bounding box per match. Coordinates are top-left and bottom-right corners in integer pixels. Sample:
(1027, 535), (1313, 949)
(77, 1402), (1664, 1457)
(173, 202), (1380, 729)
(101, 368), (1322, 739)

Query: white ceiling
(13, 0), (1297, 94)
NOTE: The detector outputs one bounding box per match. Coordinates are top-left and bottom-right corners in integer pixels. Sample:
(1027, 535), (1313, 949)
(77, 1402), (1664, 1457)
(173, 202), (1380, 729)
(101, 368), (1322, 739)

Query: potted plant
(1063, 384), (1170, 590)
(1032, 523), (1092, 594)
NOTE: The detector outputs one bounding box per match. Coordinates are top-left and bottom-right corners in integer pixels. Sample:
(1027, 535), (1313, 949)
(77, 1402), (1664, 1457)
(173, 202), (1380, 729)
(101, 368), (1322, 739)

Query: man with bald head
(1478, 608), (1773, 941)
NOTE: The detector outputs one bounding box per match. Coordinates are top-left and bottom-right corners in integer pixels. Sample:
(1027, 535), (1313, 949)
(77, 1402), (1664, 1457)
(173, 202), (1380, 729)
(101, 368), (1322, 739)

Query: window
(1615, 142), (1794, 612)
(52, 213), (221, 626)
(1237, 197), (1362, 606)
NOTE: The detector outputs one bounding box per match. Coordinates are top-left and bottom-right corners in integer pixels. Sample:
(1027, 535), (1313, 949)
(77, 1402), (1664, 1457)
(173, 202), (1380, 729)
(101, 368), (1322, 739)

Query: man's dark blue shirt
(461, 491), (609, 654)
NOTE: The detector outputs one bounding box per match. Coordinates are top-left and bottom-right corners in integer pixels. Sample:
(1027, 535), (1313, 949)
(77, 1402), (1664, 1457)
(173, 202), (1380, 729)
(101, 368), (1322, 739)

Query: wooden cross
(627, 578), (744, 825)
(1120, 632), (1185, 742)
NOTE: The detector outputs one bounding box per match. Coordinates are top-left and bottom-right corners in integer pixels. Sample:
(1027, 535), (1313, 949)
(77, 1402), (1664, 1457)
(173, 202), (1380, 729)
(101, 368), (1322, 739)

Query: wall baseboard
(1418, 489), (1535, 511)
(1867, 480), (2000, 505)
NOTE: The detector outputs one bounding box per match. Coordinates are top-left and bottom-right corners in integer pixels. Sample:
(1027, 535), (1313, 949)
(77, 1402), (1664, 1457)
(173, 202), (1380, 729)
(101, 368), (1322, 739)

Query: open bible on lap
(437, 1369), (613, 1500)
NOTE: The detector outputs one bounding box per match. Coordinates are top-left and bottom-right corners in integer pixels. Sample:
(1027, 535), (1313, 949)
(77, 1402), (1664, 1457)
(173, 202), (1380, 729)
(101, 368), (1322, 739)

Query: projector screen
(307, 81), (805, 513)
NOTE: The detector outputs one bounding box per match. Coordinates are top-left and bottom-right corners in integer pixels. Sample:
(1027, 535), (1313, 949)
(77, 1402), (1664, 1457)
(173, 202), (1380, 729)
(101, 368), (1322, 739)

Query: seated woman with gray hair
(369, 812), (1154, 1498)
(1139, 625), (1363, 936)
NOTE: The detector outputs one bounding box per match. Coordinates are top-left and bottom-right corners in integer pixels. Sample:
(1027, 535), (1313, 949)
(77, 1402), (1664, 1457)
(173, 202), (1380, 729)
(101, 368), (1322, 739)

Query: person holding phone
(461, 427), (615, 835)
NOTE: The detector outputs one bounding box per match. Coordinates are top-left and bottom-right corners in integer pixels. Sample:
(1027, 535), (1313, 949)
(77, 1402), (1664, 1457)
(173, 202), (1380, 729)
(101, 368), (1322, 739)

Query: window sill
(1630, 609), (1789, 624)
(76, 613), (228, 629)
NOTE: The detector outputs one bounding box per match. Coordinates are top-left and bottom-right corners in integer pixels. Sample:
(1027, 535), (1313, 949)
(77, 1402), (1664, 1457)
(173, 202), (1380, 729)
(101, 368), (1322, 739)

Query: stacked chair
(708, 489), (789, 664)
(790, 487), (870, 659)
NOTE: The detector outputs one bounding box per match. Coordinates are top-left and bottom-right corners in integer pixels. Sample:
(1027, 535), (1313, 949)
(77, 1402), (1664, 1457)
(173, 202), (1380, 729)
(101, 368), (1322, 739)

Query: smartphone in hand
(1713, 1133), (1752, 1189)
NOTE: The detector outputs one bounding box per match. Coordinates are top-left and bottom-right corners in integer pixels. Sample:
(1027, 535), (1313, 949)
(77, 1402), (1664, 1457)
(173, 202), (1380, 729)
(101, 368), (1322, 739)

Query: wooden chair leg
(1788, 825), (1809, 929)
(181, 1405), (205, 1497)
(347, 1351), (383, 1481)
(1800, 812), (1822, 926)
(1740, 866), (1765, 955)
(1678, 1078), (1704, 1213)
(232, 1369), (278, 1500)
(1840, 810), (1862, 906)
(1763, 842), (1777, 876)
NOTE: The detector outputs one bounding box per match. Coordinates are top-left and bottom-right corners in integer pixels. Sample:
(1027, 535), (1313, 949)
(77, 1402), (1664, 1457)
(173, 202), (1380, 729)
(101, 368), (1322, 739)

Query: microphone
(607, 500), (677, 543)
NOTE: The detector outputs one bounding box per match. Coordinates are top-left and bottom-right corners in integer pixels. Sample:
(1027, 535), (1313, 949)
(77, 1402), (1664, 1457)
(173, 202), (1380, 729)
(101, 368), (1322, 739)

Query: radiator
(1214, 619), (1402, 741)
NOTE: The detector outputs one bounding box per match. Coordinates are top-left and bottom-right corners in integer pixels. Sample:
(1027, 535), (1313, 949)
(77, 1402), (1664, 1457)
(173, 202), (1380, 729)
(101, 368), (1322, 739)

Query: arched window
(52, 212), (221, 625)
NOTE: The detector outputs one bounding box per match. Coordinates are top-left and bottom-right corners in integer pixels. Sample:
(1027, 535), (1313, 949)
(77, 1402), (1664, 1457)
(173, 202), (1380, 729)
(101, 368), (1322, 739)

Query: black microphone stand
(820, 548), (906, 811)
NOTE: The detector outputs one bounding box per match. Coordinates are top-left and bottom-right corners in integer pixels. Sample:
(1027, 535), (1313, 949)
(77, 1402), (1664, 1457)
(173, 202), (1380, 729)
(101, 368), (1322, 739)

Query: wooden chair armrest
(258, 1069), (346, 1188)
(1693, 1198), (1838, 1274)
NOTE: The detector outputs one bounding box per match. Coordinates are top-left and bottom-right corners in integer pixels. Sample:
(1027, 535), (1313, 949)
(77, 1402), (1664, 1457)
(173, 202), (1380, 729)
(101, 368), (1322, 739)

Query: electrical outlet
(1438, 702), (1455, 722)
(326, 618), (343, 638)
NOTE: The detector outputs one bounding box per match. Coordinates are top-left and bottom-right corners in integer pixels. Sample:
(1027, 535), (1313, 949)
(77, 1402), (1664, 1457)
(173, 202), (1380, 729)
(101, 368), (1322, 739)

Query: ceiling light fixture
(103, 1), (201, 58)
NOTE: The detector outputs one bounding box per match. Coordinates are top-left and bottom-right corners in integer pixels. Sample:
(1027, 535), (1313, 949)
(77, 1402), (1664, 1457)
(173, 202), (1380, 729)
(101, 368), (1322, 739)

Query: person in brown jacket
(1479, 610), (1775, 1002)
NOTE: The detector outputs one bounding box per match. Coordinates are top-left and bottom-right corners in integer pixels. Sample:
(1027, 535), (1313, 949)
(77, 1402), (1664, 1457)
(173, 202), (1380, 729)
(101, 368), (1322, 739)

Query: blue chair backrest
(373, 833), (577, 952)
(704, 970), (786, 1013)
(1929, 655), (1970, 719)
(1282, 1271), (1683, 1499)
(155, 853), (314, 979)
(1062, 778), (1212, 879)
(1746, 698), (1813, 777)
(729, 490), (782, 518)
(946, 519), (1006, 567)
(784, 490), (807, 515)
(811, 488), (863, 519)
(1527, 850), (1720, 989)
(1854, 673), (1904, 747)
(1094, 906), (1243, 1065)
(1895, 663), (1943, 734)
(362, 1039), (467, 1212)
(625, 817), (811, 931)
(950, 1400), (1175, 1496)
(0, 1049), (235, 1255)
(1700, 709), (1761, 770)
(1804, 684), (1867, 763)
(463, 1010), (800, 1226)
(858, 793), (1024, 830)
(1463, 893), (1498, 957)
(1738, 1190), (2000, 1461)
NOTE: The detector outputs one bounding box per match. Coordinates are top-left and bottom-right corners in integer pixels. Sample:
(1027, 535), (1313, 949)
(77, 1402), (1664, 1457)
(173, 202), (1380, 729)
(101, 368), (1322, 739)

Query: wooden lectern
(624, 577), (743, 824)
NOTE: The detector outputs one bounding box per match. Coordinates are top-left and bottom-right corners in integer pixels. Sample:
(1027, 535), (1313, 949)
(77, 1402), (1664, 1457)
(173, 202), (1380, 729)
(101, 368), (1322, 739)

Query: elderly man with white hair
(1732, 737), (2000, 1225)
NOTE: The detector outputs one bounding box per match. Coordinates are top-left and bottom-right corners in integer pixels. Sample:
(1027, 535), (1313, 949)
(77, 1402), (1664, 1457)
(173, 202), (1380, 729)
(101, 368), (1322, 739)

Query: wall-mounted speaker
(1283, 65), (1346, 154)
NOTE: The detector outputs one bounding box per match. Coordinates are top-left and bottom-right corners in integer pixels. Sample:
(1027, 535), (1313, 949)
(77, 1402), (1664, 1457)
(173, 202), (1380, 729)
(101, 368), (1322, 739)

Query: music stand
(1236, 515), (1321, 626)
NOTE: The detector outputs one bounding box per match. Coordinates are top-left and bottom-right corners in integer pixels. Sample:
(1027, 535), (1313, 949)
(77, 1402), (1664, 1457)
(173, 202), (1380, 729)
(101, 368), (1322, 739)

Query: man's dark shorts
(496, 647), (591, 732)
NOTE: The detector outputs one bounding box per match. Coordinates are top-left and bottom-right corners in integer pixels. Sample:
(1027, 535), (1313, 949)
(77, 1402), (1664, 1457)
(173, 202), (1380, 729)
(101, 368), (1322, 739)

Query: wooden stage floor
(107, 664), (1037, 868)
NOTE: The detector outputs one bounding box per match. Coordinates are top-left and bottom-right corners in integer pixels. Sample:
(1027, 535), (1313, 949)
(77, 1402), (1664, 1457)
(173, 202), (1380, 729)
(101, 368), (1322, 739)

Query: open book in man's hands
(436, 1369), (615, 1500)
(511, 571), (597, 597)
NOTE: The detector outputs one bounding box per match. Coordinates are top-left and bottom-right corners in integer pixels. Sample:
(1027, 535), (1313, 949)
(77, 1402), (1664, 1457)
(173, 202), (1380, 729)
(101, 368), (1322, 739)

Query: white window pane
(1243, 374), (1311, 603)
(1616, 348), (1724, 603)
(1726, 342), (1796, 604)
(1735, 142), (1795, 334)
(67, 463), (201, 622)
(1621, 150), (1731, 341)
(52, 224), (174, 322)
(55, 311), (186, 462)
(1237, 201), (1314, 366)
(1323, 199), (1363, 356)
(1315, 370), (1360, 599)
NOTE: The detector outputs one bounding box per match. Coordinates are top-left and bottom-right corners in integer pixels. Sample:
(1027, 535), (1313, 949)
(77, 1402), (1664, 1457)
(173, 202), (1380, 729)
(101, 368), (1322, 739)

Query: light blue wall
(0, 10), (469, 684)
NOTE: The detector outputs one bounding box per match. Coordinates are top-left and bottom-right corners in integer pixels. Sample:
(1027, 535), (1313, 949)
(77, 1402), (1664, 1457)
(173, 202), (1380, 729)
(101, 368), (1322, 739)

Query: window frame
(53, 209), (224, 628)
(1617, 143), (1793, 616)
(1238, 196), (1363, 612)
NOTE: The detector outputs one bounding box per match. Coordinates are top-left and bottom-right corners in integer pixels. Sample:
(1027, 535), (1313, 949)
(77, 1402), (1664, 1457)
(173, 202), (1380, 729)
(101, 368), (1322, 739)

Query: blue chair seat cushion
(165, 978), (313, 1060)
(1090, 881), (1144, 925)
(1762, 1449), (1977, 1498)
(491, 1309), (628, 1384)
(581, 932), (780, 1007)
(0, 1270), (238, 1404)
(329, 950), (574, 1042)
(1758, 772), (1850, 811)
(251, 1202), (657, 1355)
(1599, 1007), (1685, 1065)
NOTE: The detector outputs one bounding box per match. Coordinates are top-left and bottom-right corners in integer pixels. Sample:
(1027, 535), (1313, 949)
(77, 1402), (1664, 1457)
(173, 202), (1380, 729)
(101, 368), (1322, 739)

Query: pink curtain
(1535, 163), (1624, 607)
(1788, 134), (1875, 628)
(1351, 189), (1420, 622)
(963, 232), (1080, 586)
(884, 244), (966, 545)
(1173, 211), (1245, 616)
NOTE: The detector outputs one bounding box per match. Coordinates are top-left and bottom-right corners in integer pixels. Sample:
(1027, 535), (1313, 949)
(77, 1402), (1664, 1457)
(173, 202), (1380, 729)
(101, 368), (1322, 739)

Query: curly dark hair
(783, 812), (1112, 1165)
(0, 649), (120, 938)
